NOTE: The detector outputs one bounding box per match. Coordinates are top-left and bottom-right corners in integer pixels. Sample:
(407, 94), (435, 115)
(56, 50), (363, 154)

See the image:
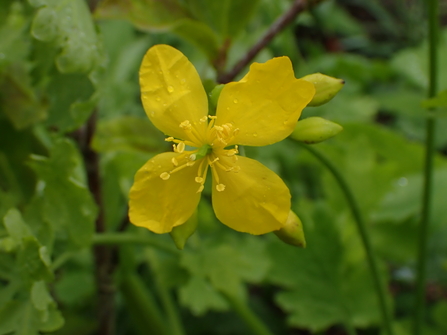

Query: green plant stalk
(92, 233), (180, 256)
(297, 142), (394, 335)
(155, 280), (185, 335)
(221, 291), (274, 335)
(413, 0), (439, 334)
(120, 273), (170, 335)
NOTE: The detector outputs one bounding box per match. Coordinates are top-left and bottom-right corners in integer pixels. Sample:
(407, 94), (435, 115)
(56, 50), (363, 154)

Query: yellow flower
(129, 44), (315, 235)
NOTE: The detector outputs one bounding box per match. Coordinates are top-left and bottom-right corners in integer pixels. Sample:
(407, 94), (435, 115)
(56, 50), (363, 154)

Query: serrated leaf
(3, 208), (33, 242)
(29, 0), (101, 73)
(0, 68), (47, 129)
(0, 299), (63, 335)
(18, 237), (53, 282)
(267, 205), (383, 331)
(373, 169), (447, 227)
(179, 276), (228, 316)
(180, 236), (270, 302)
(28, 139), (97, 247)
(31, 281), (54, 321)
(44, 73), (95, 132)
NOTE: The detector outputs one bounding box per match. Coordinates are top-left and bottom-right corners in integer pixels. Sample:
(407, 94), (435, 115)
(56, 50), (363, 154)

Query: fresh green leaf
(28, 139), (97, 248)
(29, 0), (101, 73)
(267, 204), (383, 331)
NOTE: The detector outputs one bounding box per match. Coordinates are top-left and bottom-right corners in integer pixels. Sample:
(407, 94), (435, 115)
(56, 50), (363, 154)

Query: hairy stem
(297, 142), (394, 335)
(413, 1), (439, 334)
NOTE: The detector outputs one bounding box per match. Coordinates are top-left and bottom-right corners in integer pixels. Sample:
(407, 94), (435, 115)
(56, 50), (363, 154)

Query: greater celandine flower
(129, 44), (315, 235)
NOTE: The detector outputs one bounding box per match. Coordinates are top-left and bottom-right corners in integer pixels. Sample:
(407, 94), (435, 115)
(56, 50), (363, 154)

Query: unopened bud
(210, 84), (225, 108)
(170, 211), (198, 250)
(300, 73), (344, 107)
(274, 211), (306, 248)
(291, 117), (342, 144)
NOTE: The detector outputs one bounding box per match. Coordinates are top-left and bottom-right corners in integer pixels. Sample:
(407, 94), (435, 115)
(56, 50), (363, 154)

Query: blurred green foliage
(0, 0), (446, 334)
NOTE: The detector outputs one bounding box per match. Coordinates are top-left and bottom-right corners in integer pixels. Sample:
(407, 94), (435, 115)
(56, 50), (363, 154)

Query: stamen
(179, 120), (192, 130)
(216, 184), (226, 192)
(171, 157), (179, 166)
(160, 172), (170, 180)
(165, 137), (174, 142)
(176, 142), (185, 153)
(195, 177), (204, 183)
(199, 116), (208, 123)
(197, 185), (204, 193)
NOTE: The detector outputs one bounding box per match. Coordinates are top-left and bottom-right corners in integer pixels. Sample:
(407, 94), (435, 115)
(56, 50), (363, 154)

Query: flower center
(159, 116), (241, 193)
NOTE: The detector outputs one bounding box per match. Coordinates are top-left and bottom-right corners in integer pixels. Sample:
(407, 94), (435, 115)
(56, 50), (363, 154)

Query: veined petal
(129, 152), (203, 233)
(215, 57), (315, 146)
(211, 155), (290, 235)
(140, 44), (208, 144)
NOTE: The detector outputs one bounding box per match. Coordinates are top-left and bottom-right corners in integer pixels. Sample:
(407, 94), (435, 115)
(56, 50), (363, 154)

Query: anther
(197, 185), (204, 193)
(208, 115), (217, 119)
(216, 184), (226, 192)
(160, 172), (170, 180)
(176, 142), (185, 153)
(165, 137), (174, 142)
(199, 116), (208, 123)
(179, 120), (192, 130)
(195, 177), (204, 183)
(171, 157), (178, 166)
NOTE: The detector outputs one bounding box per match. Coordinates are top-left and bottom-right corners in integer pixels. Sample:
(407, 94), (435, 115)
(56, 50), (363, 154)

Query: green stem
(221, 292), (274, 335)
(92, 233), (180, 256)
(120, 273), (170, 335)
(297, 142), (394, 335)
(413, 1), (439, 334)
(155, 280), (185, 335)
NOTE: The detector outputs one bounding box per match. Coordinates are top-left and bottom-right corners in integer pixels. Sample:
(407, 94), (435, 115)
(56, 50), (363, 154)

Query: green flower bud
(291, 117), (343, 144)
(170, 211), (198, 250)
(301, 73), (344, 107)
(274, 211), (306, 248)
(209, 84), (225, 108)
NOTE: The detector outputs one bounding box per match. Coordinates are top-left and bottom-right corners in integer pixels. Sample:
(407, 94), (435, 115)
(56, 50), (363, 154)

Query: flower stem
(221, 291), (274, 335)
(413, 1), (439, 334)
(92, 233), (180, 256)
(297, 142), (394, 335)
(155, 279), (185, 335)
(120, 273), (170, 335)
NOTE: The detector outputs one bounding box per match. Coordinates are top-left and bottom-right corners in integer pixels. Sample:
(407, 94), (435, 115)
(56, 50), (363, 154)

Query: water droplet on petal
(167, 85), (174, 93)
(181, 78), (186, 84)
(150, 111), (155, 117)
(156, 97), (161, 102)
(233, 99), (238, 103)
(253, 133), (258, 137)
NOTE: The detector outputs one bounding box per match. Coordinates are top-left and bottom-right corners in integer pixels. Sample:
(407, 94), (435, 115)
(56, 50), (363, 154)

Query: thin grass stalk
(413, 0), (439, 334)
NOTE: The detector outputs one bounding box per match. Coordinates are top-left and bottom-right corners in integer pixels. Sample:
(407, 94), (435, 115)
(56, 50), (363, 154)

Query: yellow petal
(211, 155), (290, 235)
(215, 57), (315, 146)
(129, 152), (202, 233)
(139, 44), (208, 144)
